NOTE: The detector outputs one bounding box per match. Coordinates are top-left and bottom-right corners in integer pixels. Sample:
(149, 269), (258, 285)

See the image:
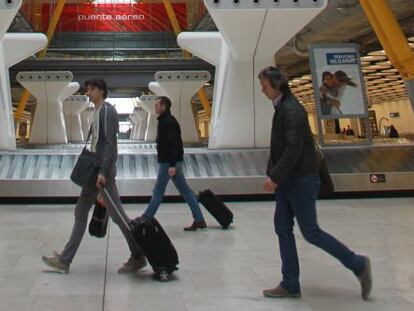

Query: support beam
(0, 0), (47, 150)
(14, 0), (67, 123)
(162, 0), (191, 59)
(179, 0), (327, 148)
(163, 0), (210, 126)
(197, 87), (211, 118)
(17, 71), (77, 145)
(31, 0), (42, 32)
(359, 0), (414, 111)
(39, 0), (67, 58)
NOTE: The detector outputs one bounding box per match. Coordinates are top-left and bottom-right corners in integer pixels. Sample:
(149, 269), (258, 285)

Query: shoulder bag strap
(82, 124), (93, 152)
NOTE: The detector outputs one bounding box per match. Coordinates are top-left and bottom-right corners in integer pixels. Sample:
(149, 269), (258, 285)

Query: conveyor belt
(0, 145), (413, 197)
(0, 148), (269, 197)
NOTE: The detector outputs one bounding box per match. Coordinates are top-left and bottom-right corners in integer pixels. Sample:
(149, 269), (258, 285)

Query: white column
(178, 0), (327, 148)
(132, 108), (146, 140)
(0, 0), (47, 150)
(17, 71), (78, 144)
(139, 95), (158, 142)
(148, 81), (168, 97)
(128, 114), (137, 140)
(153, 71), (210, 143)
(63, 95), (89, 142)
(136, 108), (148, 141)
(132, 97), (148, 141)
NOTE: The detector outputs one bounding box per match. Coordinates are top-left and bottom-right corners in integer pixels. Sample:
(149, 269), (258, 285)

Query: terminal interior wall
(372, 99), (414, 134)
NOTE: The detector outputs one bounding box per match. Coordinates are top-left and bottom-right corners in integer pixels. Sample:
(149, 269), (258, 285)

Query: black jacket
(94, 102), (119, 177)
(267, 93), (319, 185)
(156, 110), (184, 167)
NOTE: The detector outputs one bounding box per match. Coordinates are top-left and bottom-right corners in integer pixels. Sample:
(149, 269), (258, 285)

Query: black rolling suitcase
(100, 188), (179, 282)
(130, 217), (179, 281)
(199, 189), (233, 229)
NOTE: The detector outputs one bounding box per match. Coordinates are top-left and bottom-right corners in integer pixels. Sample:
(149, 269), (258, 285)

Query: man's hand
(263, 177), (278, 192)
(168, 167), (177, 177)
(96, 174), (106, 189)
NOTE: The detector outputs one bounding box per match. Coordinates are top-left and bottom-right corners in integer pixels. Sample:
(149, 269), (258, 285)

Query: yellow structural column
(162, 0), (191, 59)
(162, 0), (212, 119)
(197, 85), (211, 117)
(359, 0), (414, 79)
(39, 0), (67, 58)
(31, 1), (42, 32)
(14, 0), (67, 123)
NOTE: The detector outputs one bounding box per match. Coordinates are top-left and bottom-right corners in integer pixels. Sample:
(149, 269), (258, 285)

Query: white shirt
(91, 105), (102, 153)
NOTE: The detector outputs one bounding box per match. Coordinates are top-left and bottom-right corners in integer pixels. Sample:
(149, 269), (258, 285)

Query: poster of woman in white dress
(319, 70), (360, 116)
(310, 44), (368, 118)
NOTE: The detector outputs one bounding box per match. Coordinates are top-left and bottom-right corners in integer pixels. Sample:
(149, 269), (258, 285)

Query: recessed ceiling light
(379, 72), (398, 76)
(388, 81), (404, 86)
(366, 73), (384, 77)
(366, 64), (391, 70)
(291, 79), (308, 85)
(376, 60), (392, 66)
(382, 68), (398, 73)
(368, 50), (386, 56)
(362, 69), (376, 73)
(361, 55), (387, 62)
(301, 75), (312, 80)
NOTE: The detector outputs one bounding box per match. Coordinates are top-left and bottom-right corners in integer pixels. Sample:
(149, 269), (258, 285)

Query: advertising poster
(310, 44), (368, 119)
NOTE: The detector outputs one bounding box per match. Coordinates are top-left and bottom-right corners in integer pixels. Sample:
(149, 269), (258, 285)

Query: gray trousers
(60, 168), (142, 265)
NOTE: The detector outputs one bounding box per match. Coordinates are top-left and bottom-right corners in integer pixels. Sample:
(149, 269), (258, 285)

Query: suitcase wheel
(155, 268), (171, 282)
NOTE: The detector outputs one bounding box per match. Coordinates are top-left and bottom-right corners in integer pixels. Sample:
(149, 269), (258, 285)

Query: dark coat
(267, 93), (319, 185)
(156, 110), (184, 167)
(389, 127), (399, 138)
(94, 102), (119, 177)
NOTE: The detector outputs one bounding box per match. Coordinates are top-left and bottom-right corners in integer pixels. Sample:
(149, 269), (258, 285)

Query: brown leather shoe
(263, 285), (301, 298)
(357, 256), (372, 300)
(183, 220), (207, 231)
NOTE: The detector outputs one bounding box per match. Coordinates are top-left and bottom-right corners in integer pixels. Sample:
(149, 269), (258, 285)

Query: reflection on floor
(0, 198), (413, 311)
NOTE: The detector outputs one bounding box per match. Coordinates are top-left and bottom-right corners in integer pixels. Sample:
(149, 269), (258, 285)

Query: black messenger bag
(70, 126), (99, 187)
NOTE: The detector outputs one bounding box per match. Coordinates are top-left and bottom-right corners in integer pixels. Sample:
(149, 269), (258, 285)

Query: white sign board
(310, 44), (368, 119)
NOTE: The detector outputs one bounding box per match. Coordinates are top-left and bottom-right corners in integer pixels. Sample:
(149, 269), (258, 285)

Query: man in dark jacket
(42, 78), (147, 274)
(142, 96), (206, 231)
(259, 67), (372, 300)
(389, 124), (399, 138)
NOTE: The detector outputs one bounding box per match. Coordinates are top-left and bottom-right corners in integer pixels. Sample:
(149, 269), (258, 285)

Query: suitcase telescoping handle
(100, 187), (132, 231)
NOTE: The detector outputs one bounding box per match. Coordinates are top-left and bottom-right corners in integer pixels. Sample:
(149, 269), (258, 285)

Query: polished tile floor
(0, 197), (413, 311)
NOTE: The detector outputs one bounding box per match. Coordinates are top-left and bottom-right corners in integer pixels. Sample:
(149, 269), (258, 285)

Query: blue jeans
(143, 162), (205, 222)
(274, 174), (366, 294)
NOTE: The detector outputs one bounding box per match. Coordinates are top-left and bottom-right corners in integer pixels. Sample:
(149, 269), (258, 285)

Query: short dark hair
(158, 96), (172, 110)
(85, 78), (108, 99)
(258, 66), (290, 94)
(334, 70), (357, 87)
(322, 71), (333, 81)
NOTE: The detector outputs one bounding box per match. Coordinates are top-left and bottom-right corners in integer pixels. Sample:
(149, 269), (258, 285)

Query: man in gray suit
(42, 78), (147, 274)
